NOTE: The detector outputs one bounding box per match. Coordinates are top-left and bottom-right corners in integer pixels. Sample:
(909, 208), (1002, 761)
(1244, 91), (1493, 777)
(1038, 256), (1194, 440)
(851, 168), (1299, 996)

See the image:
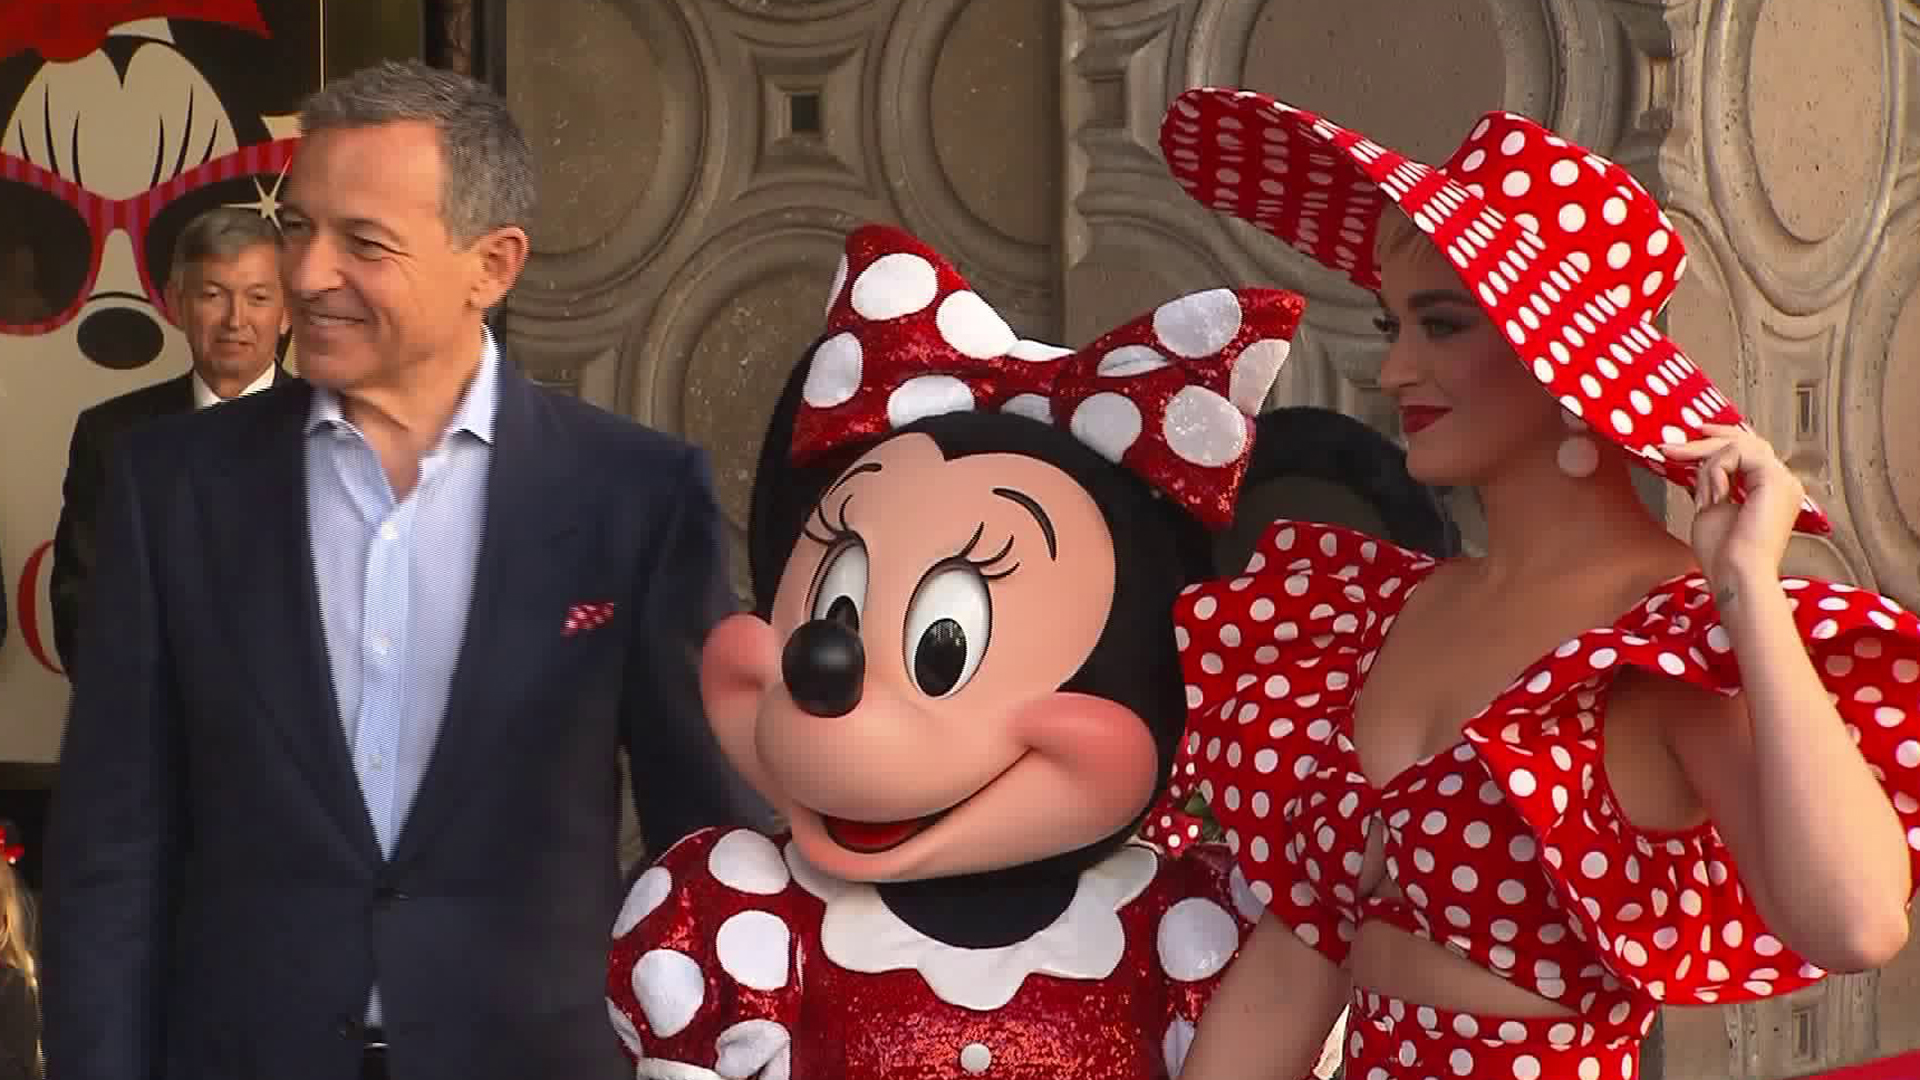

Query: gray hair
(298, 59), (535, 245)
(169, 206), (283, 288)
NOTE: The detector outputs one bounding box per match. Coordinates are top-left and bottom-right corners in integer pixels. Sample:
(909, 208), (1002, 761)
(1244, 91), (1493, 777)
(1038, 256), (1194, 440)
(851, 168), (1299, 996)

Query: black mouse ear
(164, 9), (322, 138)
(1214, 406), (1460, 574)
(746, 341), (861, 617)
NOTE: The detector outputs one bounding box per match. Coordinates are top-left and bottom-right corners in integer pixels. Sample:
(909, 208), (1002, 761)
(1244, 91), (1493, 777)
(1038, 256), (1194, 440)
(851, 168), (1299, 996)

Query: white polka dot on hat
(1158, 88), (1829, 535)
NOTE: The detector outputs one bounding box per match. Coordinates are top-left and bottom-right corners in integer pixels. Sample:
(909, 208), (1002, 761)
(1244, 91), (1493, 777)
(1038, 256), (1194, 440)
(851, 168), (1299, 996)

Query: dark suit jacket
(41, 362), (752, 1080)
(51, 370), (284, 677)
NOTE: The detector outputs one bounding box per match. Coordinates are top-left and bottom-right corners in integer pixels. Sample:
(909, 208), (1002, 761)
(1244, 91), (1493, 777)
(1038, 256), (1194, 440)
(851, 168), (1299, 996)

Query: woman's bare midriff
(1347, 917), (1578, 1018)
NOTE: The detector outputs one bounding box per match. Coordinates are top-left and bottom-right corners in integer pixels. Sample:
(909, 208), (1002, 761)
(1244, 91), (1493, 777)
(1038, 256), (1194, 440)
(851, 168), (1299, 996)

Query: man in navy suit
(41, 60), (755, 1080)
(51, 207), (291, 678)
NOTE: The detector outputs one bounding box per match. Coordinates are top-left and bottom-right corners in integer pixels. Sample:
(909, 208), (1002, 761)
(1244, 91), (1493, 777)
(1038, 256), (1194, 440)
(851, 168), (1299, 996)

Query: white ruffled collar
(784, 840), (1160, 1011)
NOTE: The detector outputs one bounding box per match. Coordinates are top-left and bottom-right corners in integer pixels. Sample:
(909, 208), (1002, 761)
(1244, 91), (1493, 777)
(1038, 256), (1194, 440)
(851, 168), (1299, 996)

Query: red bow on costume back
(0, 0), (269, 63)
(794, 225), (1306, 527)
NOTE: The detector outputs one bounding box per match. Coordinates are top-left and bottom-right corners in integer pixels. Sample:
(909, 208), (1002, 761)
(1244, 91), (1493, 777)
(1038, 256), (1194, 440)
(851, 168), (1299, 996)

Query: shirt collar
(305, 327), (500, 445)
(191, 363), (276, 410)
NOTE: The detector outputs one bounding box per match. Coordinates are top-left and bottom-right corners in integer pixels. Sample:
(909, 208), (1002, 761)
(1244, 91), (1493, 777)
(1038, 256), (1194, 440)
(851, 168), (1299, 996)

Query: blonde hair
(0, 857), (40, 1078)
(1373, 207), (1446, 270)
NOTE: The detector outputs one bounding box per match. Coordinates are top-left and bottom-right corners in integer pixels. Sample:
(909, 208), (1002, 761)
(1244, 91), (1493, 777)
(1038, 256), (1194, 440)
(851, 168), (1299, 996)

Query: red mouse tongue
(824, 815), (929, 854)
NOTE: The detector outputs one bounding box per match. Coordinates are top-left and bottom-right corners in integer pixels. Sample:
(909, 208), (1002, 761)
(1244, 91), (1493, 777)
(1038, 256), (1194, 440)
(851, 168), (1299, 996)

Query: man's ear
(469, 226), (530, 312)
(162, 276), (186, 330)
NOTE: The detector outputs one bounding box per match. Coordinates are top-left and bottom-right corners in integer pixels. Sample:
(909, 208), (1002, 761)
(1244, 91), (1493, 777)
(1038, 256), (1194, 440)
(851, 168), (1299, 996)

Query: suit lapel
(200, 383), (382, 860)
(389, 362), (590, 866)
(165, 373), (193, 416)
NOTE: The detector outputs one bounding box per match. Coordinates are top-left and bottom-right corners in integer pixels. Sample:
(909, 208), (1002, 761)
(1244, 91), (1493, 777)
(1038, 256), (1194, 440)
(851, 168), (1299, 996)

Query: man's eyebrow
(991, 487), (1056, 560)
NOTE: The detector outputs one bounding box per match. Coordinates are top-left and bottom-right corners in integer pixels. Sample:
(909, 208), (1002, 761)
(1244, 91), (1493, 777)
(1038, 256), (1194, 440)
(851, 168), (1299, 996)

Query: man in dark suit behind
(50, 207), (290, 676)
(41, 61), (754, 1080)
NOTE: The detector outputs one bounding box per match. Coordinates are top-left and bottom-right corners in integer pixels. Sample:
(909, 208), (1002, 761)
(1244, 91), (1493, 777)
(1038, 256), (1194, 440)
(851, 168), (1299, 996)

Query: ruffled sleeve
(1165, 521), (1438, 968)
(607, 827), (806, 1080)
(1463, 574), (1920, 1007)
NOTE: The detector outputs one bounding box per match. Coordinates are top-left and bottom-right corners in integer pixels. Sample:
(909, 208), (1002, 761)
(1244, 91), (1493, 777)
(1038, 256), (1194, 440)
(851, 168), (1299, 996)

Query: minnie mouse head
(702, 225), (1307, 901)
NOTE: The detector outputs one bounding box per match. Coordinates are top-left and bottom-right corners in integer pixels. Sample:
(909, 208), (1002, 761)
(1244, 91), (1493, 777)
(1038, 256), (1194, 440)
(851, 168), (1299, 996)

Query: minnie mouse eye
(810, 540), (868, 631)
(903, 565), (991, 698)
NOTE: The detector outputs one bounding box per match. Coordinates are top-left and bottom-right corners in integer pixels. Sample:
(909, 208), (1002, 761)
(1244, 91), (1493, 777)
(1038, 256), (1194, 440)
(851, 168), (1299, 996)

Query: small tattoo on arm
(1714, 583), (1739, 611)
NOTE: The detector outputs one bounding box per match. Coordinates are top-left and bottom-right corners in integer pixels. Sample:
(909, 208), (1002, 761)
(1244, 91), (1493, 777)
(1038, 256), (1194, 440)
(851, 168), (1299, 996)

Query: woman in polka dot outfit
(1144, 89), (1920, 1080)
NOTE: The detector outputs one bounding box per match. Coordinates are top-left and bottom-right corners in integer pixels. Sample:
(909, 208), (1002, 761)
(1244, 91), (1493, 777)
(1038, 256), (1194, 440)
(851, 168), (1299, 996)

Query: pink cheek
(1010, 692), (1161, 804)
(699, 616), (781, 737)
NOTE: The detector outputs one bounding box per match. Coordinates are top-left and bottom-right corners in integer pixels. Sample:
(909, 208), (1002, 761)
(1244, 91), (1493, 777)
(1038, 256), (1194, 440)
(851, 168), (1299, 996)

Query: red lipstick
(1400, 406), (1451, 435)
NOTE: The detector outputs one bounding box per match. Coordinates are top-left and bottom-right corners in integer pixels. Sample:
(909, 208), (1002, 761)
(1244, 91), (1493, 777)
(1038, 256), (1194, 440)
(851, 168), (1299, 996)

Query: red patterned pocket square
(563, 602), (617, 637)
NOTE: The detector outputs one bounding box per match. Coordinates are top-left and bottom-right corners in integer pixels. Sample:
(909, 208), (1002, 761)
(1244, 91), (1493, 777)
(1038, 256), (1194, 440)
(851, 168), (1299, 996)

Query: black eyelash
(802, 491), (856, 547)
(951, 522), (1019, 580)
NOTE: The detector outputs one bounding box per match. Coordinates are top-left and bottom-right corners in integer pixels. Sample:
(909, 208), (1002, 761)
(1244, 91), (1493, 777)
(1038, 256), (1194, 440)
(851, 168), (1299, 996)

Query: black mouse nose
(782, 618), (865, 718)
(78, 307), (164, 370)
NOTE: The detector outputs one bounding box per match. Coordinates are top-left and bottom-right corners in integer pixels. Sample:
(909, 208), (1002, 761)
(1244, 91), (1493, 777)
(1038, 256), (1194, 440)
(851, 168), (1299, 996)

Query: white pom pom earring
(1556, 409), (1600, 478)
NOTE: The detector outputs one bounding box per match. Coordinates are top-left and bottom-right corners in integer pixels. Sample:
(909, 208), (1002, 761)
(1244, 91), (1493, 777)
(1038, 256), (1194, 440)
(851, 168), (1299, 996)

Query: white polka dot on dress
(614, 865), (672, 936)
(707, 830), (790, 895)
(715, 909), (791, 991)
(1157, 898), (1240, 982)
(632, 948), (704, 1037)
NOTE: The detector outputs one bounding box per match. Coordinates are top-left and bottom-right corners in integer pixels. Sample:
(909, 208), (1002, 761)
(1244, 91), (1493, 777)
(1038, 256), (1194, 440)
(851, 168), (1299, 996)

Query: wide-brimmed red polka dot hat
(1159, 88), (1829, 534)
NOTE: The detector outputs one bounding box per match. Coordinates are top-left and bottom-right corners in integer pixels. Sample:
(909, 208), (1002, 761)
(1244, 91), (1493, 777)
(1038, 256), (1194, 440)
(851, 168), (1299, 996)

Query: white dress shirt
(190, 362), (277, 410)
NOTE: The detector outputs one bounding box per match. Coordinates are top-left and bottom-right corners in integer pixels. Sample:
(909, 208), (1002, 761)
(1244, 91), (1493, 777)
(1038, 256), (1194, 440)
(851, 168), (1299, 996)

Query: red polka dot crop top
(1165, 520), (1920, 1022)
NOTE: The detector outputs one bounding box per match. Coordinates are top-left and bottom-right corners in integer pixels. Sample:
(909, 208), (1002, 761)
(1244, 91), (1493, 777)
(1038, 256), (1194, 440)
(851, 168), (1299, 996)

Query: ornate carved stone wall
(1650, 1), (1920, 1071)
(493, 0), (1918, 1073)
(492, 0), (1060, 598)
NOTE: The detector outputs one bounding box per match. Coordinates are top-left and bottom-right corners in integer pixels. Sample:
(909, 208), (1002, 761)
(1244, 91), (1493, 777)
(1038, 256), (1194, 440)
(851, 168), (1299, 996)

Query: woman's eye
(902, 564), (991, 698)
(810, 540), (869, 631)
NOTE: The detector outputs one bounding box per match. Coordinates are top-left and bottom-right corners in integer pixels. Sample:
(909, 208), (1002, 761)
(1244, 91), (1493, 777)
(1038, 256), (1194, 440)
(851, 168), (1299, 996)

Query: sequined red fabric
(1167, 520), (1920, 1075)
(607, 828), (1275, 1079)
(793, 224), (1306, 528)
(1157, 88), (1828, 535)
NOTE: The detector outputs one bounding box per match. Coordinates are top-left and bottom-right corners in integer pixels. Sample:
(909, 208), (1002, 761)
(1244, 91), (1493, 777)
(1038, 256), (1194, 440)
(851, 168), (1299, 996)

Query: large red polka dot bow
(794, 224), (1308, 527)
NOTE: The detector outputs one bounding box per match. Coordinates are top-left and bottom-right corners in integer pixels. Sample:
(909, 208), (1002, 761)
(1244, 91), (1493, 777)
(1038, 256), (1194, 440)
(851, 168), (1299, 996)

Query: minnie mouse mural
(0, 0), (308, 366)
(0, 0), (329, 736)
(606, 223), (1361, 1079)
(0, 1), (390, 805)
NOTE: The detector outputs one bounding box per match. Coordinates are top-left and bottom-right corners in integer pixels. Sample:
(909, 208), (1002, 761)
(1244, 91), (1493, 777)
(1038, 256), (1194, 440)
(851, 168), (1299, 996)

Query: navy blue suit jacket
(41, 360), (753, 1080)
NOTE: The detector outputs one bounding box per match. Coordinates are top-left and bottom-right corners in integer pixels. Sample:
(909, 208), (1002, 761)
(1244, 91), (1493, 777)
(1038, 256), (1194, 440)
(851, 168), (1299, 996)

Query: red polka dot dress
(606, 828), (1295, 1079)
(1167, 520), (1920, 1079)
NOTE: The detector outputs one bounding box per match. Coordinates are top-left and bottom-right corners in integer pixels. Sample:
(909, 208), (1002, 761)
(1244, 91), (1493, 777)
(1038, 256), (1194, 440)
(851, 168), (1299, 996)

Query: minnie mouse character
(606, 223), (1344, 1080)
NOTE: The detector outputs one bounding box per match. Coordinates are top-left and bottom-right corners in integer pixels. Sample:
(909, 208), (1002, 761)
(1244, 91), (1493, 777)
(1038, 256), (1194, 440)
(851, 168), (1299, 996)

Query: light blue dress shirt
(306, 334), (498, 1024)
